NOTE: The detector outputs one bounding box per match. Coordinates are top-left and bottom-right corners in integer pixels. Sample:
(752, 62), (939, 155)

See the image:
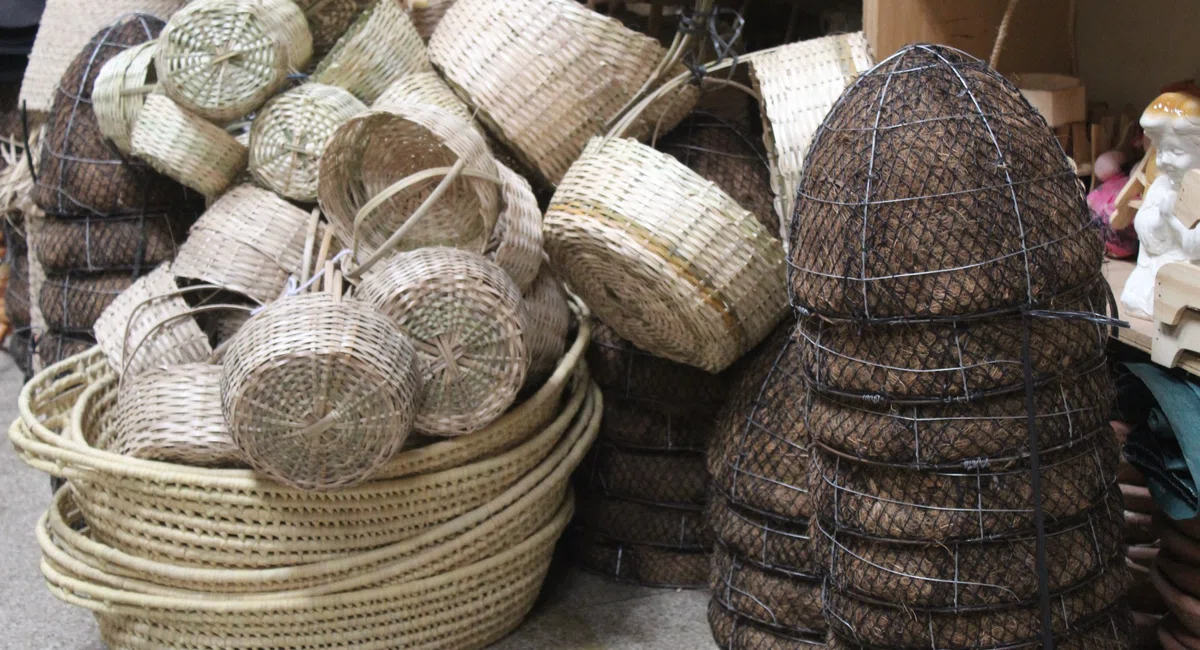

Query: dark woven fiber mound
(7, 328), (34, 377)
(581, 441), (709, 507)
(816, 488), (1124, 608)
(589, 321), (728, 414)
(788, 44), (1103, 321)
(708, 600), (826, 650)
(709, 544), (824, 635)
(570, 531), (710, 588)
(39, 272), (135, 332)
(825, 608), (1136, 650)
(709, 495), (816, 577)
(34, 15), (197, 217)
(575, 495), (710, 551)
(34, 212), (197, 273)
(600, 395), (717, 452)
(6, 252), (29, 326)
(38, 332), (96, 366)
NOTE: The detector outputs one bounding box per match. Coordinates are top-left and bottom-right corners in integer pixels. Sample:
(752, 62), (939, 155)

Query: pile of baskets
(791, 44), (1134, 650)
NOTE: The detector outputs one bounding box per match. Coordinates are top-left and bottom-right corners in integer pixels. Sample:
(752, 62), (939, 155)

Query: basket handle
(118, 284), (255, 379)
(606, 65), (762, 142)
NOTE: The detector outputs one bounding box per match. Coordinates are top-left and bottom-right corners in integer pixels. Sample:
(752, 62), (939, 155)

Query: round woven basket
(109, 362), (240, 466)
(826, 611), (1137, 650)
(356, 247), (527, 437)
(156, 0), (312, 123)
(570, 531), (709, 588)
(222, 293), (421, 490)
(428, 0), (698, 185)
(249, 83), (367, 201)
(319, 102), (499, 258)
(488, 161), (543, 291)
(575, 494), (709, 550)
(40, 272), (135, 332)
(522, 266), (570, 383)
(33, 212), (194, 274)
(709, 422), (812, 523)
(36, 332), (94, 369)
(588, 320), (729, 412)
(582, 440), (709, 507)
(131, 93), (248, 197)
(546, 135), (786, 372)
(600, 395), (715, 452)
(93, 40), (159, 156)
(171, 184), (311, 303)
(294, 0), (372, 54)
(710, 544), (825, 635)
(410, 0), (455, 40)
(817, 490), (1125, 609)
(5, 252), (30, 326)
(709, 495), (815, 577)
(811, 437), (1120, 543)
(708, 599), (826, 650)
(311, 0), (430, 103)
(93, 263), (212, 379)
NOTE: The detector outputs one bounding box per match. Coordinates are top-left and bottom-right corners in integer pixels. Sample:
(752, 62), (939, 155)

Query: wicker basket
(545, 135), (786, 372)
(319, 102), (499, 259)
(33, 212), (195, 274)
(581, 440), (708, 507)
(570, 531), (709, 588)
(294, 0), (372, 54)
(410, 0), (455, 40)
(93, 40), (159, 156)
(428, 0), (698, 185)
(249, 83), (367, 201)
(36, 332), (94, 369)
(93, 263), (212, 378)
(311, 0), (431, 104)
(488, 161), (543, 291)
(746, 32), (874, 245)
(171, 184), (310, 303)
(709, 600), (826, 650)
(131, 93), (248, 197)
(709, 495), (816, 577)
(356, 247), (527, 437)
(574, 494), (709, 550)
(710, 544), (824, 635)
(40, 272), (135, 332)
(156, 0), (312, 123)
(221, 292), (422, 490)
(522, 266), (570, 383)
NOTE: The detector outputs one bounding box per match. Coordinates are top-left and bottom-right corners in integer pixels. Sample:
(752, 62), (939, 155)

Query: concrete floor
(0, 352), (717, 650)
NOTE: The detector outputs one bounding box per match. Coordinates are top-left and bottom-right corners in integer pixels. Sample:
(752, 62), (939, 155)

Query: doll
(1088, 150), (1136, 258)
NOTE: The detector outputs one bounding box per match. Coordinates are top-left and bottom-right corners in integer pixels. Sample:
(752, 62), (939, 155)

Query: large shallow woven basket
(131, 93), (248, 197)
(156, 0), (312, 123)
(33, 212), (195, 274)
(311, 0), (431, 103)
(428, 0), (698, 186)
(546, 136), (786, 372)
(93, 40), (159, 156)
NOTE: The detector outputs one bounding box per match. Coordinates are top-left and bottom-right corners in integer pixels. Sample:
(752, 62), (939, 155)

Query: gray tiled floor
(0, 353), (717, 650)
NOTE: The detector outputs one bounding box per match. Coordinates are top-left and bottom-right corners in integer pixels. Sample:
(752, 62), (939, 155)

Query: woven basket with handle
(311, 0), (431, 103)
(92, 40), (158, 156)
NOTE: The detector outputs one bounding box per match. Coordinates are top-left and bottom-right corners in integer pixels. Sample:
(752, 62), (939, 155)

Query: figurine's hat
(1142, 92), (1200, 130)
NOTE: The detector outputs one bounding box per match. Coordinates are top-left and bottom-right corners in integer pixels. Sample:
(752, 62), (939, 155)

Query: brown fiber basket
(35, 332), (94, 369)
(488, 161), (543, 292)
(311, 0), (431, 104)
(5, 252), (30, 326)
(710, 544), (824, 635)
(581, 440), (709, 507)
(708, 600), (826, 650)
(599, 395), (716, 453)
(33, 212), (195, 274)
(40, 272), (135, 332)
(570, 531), (710, 588)
(574, 494), (710, 550)
(588, 320), (729, 413)
(709, 495), (815, 577)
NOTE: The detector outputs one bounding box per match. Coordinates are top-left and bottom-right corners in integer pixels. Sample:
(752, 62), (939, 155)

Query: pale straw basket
(489, 161), (543, 291)
(374, 71), (478, 133)
(155, 0), (312, 123)
(130, 93), (248, 196)
(311, 0), (431, 103)
(93, 40), (159, 156)
(249, 83), (367, 201)
(522, 266), (571, 384)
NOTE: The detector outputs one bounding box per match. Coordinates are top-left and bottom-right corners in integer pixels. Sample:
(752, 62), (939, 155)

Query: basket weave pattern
(131, 93), (248, 196)
(311, 0), (431, 103)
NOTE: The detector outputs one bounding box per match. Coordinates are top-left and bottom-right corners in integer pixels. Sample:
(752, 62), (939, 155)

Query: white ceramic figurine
(1122, 92), (1200, 318)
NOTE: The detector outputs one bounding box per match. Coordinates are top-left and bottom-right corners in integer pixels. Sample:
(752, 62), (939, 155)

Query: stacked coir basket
(789, 44), (1134, 650)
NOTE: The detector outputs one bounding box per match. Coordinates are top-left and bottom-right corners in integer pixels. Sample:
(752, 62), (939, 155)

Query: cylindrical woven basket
(33, 212), (195, 274)
(522, 266), (570, 383)
(93, 40), (158, 156)
(131, 93), (248, 197)
(709, 495), (816, 577)
(35, 332), (95, 369)
(311, 0), (430, 104)
(575, 494), (709, 551)
(410, 0), (455, 40)
(710, 544), (825, 635)
(356, 247), (527, 437)
(599, 395), (715, 453)
(487, 161), (543, 291)
(249, 83), (367, 201)
(374, 71), (474, 122)
(92, 263), (212, 378)
(708, 599), (826, 650)
(221, 293), (421, 490)
(293, 0), (372, 54)
(811, 437), (1120, 543)
(546, 136), (786, 372)
(428, 0), (698, 185)
(746, 33), (874, 245)
(170, 184), (311, 303)
(109, 362), (240, 466)
(588, 321), (729, 413)
(319, 102), (499, 257)
(570, 531), (710, 588)
(155, 0), (312, 123)
(40, 272), (135, 332)
(826, 610), (1137, 650)
(5, 251), (30, 326)
(581, 440), (709, 507)
(816, 490), (1125, 609)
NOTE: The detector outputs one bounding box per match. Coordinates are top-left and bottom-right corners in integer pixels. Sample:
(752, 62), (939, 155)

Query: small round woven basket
(710, 544), (825, 635)
(545, 136), (786, 372)
(488, 161), (543, 291)
(311, 0), (430, 103)
(249, 83), (367, 201)
(171, 184), (311, 303)
(575, 494), (709, 551)
(93, 40), (158, 156)
(581, 440), (709, 507)
(319, 102), (499, 258)
(708, 599), (826, 650)
(356, 247), (527, 436)
(522, 266), (570, 383)
(131, 93), (248, 197)
(155, 0), (312, 123)
(588, 320), (729, 412)
(709, 495), (816, 577)
(294, 0), (372, 54)
(222, 292), (422, 490)
(40, 272), (135, 332)
(33, 212), (194, 274)
(570, 531), (710, 588)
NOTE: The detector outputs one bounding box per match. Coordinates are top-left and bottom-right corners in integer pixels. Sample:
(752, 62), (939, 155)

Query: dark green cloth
(1124, 363), (1200, 520)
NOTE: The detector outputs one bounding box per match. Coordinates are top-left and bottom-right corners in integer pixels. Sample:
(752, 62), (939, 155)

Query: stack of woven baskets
(791, 44), (1134, 650)
(3, 219), (32, 374)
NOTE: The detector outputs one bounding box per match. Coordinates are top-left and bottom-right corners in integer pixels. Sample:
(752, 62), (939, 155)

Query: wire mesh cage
(599, 395), (717, 452)
(574, 494), (710, 551)
(34, 212), (196, 274)
(708, 599), (826, 650)
(708, 495), (816, 578)
(580, 440), (709, 508)
(569, 530), (710, 588)
(6, 250), (29, 326)
(588, 320), (729, 414)
(40, 272), (135, 333)
(825, 609), (1137, 650)
(710, 544), (825, 635)
(37, 331), (97, 367)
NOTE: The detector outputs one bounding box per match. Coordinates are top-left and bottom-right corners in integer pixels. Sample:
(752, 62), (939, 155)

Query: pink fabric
(1089, 174), (1138, 258)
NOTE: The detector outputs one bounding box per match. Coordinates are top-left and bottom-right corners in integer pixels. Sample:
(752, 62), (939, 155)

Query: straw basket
(311, 0), (431, 104)
(575, 494), (709, 550)
(746, 33), (874, 245)
(131, 94), (248, 197)
(600, 395), (715, 452)
(356, 247), (527, 436)
(710, 545), (824, 634)
(410, 0), (455, 40)
(294, 0), (372, 54)
(93, 40), (158, 156)
(709, 600), (825, 650)
(428, 0), (698, 185)
(570, 532), (709, 588)
(546, 136), (786, 372)
(10, 301), (594, 570)
(709, 495), (816, 576)
(5, 252), (30, 326)
(33, 212), (194, 274)
(249, 83), (367, 201)
(93, 263), (212, 378)
(155, 0), (312, 123)
(319, 102), (499, 258)
(171, 184), (310, 303)
(582, 441), (708, 507)
(40, 272), (135, 332)
(488, 162), (543, 291)
(522, 266), (570, 382)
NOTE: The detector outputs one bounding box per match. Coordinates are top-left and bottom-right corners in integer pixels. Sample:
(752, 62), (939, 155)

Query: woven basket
(8, 328), (35, 376)
(5, 251), (30, 326)
(33, 212), (195, 274)
(36, 332), (95, 369)
(131, 93), (248, 197)
(574, 494), (709, 550)
(599, 395), (715, 452)
(356, 247), (527, 437)
(319, 102), (499, 259)
(109, 362), (240, 466)
(40, 272), (135, 332)
(93, 40), (158, 156)
(581, 440), (708, 507)
(709, 495), (815, 577)
(570, 531), (709, 588)
(93, 263), (212, 379)
(709, 599), (825, 650)
(311, 0), (430, 104)
(522, 266), (570, 383)
(746, 32), (874, 245)
(546, 135), (786, 372)
(710, 544), (825, 635)
(826, 611), (1136, 650)
(171, 184), (310, 303)
(156, 0), (312, 123)
(488, 161), (543, 291)
(410, 0), (455, 40)
(428, 0), (698, 186)
(249, 83), (367, 201)
(294, 0), (372, 54)
(588, 320), (729, 412)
